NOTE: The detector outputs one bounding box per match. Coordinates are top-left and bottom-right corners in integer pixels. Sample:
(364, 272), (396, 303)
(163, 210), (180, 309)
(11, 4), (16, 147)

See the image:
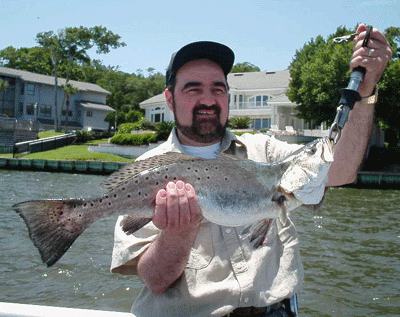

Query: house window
(151, 107), (164, 123)
(251, 118), (271, 130)
(238, 95), (244, 108)
(86, 111), (93, 117)
(27, 84), (35, 96)
(262, 118), (271, 129)
(249, 95), (268, 107)
(62, 110), (73, 117)
(39, 105), (52, 117)
(26, 103), (35, 115)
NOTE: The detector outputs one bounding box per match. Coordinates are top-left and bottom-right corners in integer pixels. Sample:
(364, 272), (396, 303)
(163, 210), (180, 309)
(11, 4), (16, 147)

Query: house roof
(140, 93), (166, 106)
(80, 101), (115, 112)
(269, 93), (292, 103)
(228, 70), (290, 90)
(0, 66), (111, 95)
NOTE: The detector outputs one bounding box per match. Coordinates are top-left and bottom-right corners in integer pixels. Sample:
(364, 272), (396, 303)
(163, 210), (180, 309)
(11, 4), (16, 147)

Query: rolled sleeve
(111, 216), (159, 275)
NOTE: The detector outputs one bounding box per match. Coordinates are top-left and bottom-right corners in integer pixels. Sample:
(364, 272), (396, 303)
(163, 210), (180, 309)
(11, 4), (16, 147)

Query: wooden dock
(0, 157), (128, 175)
(351, 171), (400, 189)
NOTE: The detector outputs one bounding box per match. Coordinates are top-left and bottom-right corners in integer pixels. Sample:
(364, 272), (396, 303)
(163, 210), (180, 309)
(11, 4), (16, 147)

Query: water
(0, 170), (399, 316)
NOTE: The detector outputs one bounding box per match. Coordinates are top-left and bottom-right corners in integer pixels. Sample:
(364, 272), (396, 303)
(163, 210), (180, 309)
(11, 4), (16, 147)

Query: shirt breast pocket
(186, 224), (215, 270)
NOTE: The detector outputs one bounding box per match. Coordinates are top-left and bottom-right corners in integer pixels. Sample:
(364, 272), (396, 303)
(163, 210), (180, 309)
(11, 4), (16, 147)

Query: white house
(0, 66), (114, 131)
(139, 70), (304, 132)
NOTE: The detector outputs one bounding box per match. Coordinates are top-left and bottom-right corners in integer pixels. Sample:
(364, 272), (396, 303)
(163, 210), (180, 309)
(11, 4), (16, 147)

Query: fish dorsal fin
(216, 153), (249, 161)
(101, 152), (204, 191)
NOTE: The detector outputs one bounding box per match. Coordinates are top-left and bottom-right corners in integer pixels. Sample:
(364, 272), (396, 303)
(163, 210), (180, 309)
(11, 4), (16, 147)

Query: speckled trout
(13, 137), (333, 266)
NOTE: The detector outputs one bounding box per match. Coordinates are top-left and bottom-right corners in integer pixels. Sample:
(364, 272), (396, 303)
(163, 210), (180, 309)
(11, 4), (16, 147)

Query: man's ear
(165, 88), (174, 112)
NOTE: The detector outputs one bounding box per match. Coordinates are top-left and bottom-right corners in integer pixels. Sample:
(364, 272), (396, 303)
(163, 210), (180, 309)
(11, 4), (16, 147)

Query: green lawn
(38, 131), (66, 138)
(20, 145), (134, 162)
(0, 131), (129, 162)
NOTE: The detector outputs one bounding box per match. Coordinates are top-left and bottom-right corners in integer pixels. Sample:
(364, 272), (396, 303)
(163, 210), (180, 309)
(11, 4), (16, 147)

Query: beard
(173, 103), (227, 144)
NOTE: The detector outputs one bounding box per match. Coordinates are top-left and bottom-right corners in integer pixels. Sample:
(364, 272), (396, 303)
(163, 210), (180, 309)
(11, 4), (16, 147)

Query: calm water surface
(0, 170), (399, 316)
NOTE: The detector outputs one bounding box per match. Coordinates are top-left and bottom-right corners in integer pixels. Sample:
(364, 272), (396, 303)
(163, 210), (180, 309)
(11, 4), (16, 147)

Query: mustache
(193, 104), (221, 116)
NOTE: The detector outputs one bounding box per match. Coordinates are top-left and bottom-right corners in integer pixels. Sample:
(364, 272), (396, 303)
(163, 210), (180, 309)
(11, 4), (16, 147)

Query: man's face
(165, 59), (229, 146)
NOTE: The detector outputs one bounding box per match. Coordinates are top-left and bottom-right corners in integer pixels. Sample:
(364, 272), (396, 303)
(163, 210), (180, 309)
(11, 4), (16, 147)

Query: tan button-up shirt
(111, 128), (303, 317)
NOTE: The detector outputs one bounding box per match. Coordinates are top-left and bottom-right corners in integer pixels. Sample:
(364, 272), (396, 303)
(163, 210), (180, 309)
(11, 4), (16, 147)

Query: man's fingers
(166, 181), (179, 228)
(153, 189), (168, 229)
(185, 183), (203, 224)
(176, 180), (191, 227)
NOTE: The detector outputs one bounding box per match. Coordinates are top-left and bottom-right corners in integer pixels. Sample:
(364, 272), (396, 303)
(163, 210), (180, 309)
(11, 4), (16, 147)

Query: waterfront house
(139, 70), (305, 133)
(0, 66), (114, 132)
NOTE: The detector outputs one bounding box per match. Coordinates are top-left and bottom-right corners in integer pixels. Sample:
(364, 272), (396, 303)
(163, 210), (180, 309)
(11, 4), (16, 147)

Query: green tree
(287, 25), (400, 145)
(35, 26), (126, 131)
(375, 27), (400, 145)
(287, 26), (354, 125)
(231, 62), (260, 73)
(61, 83), (78, 131)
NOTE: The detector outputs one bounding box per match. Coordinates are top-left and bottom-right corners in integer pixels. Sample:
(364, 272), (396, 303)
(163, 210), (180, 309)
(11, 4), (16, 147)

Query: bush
(117, 123), (136, 134)
(75, 130), (96, 143)
(229, 117), (252, 129)
(110, 133), (157, 146)
(126, 110), (144, 123)
(155, 121), (175, 141)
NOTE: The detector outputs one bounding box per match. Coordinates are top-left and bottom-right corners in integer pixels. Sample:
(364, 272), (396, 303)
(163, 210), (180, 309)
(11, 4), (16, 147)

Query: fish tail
(13, 199), (89, 267)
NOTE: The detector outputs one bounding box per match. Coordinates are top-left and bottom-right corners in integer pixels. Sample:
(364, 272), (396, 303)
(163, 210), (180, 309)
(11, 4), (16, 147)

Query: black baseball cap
(165, 41), (235, 87)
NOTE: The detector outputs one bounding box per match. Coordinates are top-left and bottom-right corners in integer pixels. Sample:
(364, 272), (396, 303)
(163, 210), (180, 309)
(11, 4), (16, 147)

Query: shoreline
(1, 157), (399, 188)
(0, 157), (128, 175)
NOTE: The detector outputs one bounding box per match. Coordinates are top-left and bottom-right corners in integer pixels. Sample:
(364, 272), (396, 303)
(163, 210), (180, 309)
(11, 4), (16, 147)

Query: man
(111, 24), (392, 316)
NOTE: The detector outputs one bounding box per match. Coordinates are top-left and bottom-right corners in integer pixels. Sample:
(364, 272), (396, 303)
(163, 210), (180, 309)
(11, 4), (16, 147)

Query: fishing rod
(328, 25), (372, 144)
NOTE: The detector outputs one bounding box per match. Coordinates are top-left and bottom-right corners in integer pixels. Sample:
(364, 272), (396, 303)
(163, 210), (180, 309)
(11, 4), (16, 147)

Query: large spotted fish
(13, 137), (333, 266)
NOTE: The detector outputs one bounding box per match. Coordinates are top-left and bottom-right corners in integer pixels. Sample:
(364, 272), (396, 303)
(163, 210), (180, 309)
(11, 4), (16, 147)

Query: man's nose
(199, 89), (216, 106)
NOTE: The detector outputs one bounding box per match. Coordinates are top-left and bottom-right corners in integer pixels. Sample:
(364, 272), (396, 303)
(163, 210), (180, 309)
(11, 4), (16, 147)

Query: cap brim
(166, 41), (234, 86)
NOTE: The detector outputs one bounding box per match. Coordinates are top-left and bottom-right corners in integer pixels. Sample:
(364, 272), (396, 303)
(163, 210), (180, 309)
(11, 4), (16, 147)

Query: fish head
(279, 137), (334, 205)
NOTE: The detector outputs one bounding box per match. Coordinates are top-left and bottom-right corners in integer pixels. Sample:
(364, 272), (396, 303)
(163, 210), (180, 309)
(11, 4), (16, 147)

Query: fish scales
(13, 138), (334, 266)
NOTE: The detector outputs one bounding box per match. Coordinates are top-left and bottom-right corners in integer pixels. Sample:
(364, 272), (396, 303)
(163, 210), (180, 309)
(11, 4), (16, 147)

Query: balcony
(229, 101), (271, 110)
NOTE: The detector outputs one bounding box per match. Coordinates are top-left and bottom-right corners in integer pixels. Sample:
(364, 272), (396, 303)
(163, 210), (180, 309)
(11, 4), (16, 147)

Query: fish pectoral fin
(240, 219), (273, 248)
(120, 216), (152, 235)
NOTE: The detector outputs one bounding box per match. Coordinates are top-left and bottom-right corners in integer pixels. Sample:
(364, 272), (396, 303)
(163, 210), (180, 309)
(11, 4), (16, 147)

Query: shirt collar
(166, 127), (247, 157)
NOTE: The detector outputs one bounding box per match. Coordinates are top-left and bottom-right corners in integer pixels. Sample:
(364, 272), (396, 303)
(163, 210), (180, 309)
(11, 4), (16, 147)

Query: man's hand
(137, 180), (203, 294)
(350, 23), (393, 98)
(152, 180), (203, 234)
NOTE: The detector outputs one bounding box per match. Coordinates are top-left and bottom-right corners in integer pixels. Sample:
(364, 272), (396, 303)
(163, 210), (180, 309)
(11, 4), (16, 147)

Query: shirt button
(244, 298), (249, 304)
(225, 228), (232, 234)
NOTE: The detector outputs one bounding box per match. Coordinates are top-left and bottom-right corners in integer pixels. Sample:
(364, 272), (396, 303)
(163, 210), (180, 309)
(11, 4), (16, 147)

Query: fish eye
(307, 146), (317, 155)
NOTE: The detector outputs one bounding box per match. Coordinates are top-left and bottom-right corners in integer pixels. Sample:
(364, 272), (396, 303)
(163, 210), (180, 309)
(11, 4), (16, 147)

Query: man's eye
(213, 88), (226, 94)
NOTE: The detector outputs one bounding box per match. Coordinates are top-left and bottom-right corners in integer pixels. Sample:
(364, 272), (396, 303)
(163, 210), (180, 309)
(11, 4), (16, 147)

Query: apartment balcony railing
(229, 101), (271, 110)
